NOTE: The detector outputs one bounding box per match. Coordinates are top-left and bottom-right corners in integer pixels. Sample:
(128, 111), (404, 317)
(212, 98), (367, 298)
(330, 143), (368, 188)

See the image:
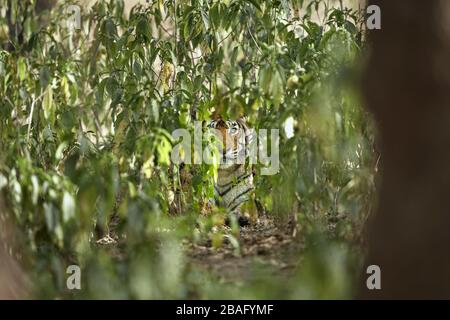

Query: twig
(27, 90), (46, 142)
(247, 26), (262, 55)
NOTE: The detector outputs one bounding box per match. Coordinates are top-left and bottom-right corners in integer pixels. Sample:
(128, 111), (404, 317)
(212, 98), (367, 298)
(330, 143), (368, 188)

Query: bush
(0, 0), (374, 299)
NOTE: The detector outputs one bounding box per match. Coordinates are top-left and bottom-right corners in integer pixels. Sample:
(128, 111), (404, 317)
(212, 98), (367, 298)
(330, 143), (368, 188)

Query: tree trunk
(0, 195), (26, 299)
(359, 0), (450, 298)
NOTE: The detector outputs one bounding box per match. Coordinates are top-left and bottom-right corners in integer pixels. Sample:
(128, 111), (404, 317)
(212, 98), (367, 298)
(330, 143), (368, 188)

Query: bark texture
(360, 0), (450, 298)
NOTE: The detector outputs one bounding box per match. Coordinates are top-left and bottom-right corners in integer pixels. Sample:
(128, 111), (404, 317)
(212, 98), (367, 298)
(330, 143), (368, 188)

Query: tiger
(206, 116), (257, 226)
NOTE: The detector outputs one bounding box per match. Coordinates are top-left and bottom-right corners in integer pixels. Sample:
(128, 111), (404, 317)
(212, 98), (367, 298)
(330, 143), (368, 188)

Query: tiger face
(207, 117), (248, 163)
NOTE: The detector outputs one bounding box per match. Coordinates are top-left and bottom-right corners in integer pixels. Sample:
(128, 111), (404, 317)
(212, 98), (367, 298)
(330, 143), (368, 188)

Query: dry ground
(97, 215), (303, 284)
(185, 216), (303, 283)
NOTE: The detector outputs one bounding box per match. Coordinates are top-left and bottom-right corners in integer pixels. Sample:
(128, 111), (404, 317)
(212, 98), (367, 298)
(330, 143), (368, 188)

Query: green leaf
(133, 59), (142, 79)
(258, 65), (272, 93)
(201, 10), (209, 31)
(61, 109), (76, 129)
(209, 4), (220, 29)
(247, 0), (262, 12)
(61, 76), (70, 100)
(272, 70), (283, 108)
(105, 77), (119, 96)
(39, 66), (51, 88)
(136, 17), (151, 41)
(17, 57), (26, 81)
(42, 86), (54, 120)
(104, 19), (117, 37)
(156, 132), (173, 166)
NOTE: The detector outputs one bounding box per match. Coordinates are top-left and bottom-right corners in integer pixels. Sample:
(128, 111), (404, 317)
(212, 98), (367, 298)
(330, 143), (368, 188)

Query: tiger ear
(211, 110), (222, 121)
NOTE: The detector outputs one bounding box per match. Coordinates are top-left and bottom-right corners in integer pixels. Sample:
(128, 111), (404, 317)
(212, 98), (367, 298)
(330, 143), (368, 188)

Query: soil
(96, 215), (304, 284)
(185, 216), (303, 283)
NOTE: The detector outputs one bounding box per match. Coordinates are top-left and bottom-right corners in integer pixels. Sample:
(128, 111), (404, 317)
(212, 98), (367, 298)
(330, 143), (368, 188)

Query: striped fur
(207, 117), (255, 218)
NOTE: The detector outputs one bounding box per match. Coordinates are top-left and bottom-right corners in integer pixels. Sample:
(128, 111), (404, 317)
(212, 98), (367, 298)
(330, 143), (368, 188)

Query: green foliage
(0, 0), (374, 299)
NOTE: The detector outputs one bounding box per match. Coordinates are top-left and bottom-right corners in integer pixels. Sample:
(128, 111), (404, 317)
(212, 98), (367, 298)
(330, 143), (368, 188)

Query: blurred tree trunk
(0, 243), (25, 299)
(359, 0), (450, 298)
(0, 195), (26, 299)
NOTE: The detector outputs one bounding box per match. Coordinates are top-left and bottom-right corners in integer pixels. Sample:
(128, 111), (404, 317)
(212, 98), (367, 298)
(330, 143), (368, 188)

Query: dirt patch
(96, 215), (304, 284)
(185, 217), (304, 283)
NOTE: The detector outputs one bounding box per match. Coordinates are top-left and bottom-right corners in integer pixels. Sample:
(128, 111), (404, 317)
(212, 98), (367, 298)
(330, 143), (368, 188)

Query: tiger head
(206, 116), (250, 163)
